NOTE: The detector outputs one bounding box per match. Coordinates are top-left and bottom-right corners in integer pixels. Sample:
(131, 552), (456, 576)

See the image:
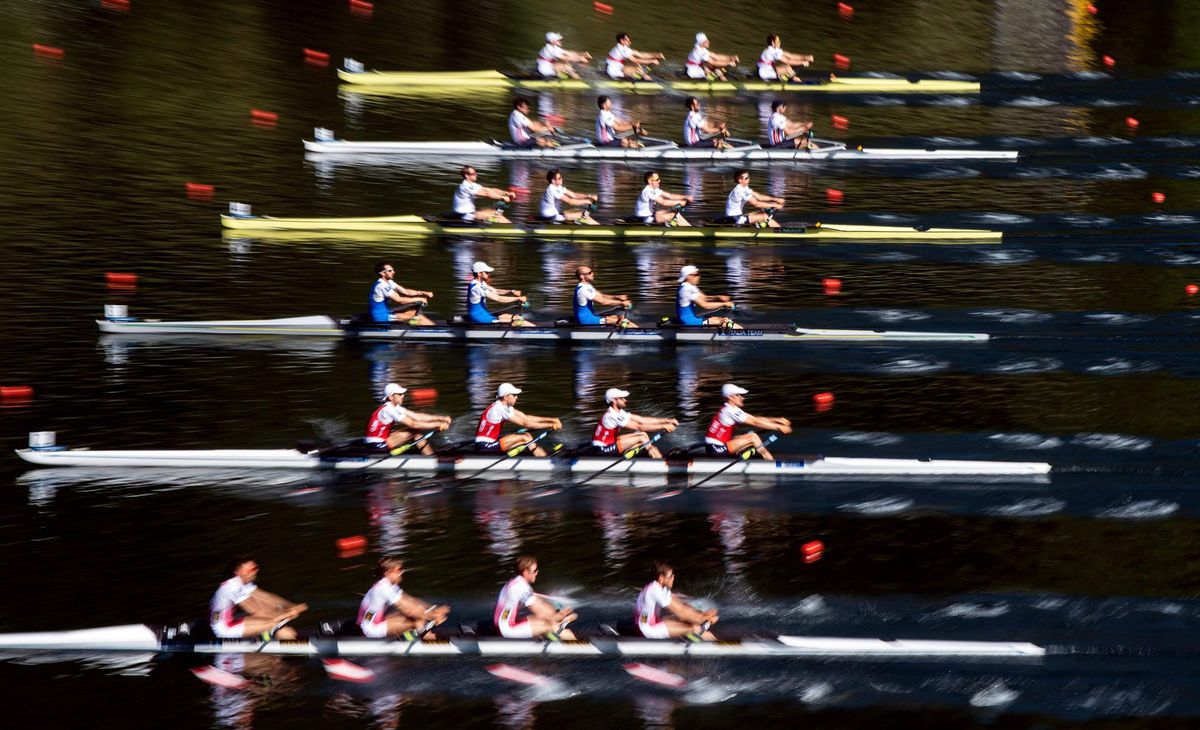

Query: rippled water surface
(4, 1), (1200, 728)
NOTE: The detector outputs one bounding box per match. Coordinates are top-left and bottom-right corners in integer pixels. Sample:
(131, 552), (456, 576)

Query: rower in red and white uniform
(704, 383), (792, 459)
(536, 32), (591, 79)
(595, 95), (645, 148)
(682, 96), (730, 149)
(605, 32), (664, 80)
(591, 387), (678, 458)
(757, 33), (814, 82)
(210, 557), (307, 640)
(356, 557), (450, 640)
(494, 555), (578, 640)
(509, 97), (559, 149)
(364, 383), (452, 454)
(454, 165), (513, 223)
(685, 32), (739, 80)
(475, 382), (563, 455)
(766, 100), (815, 149)
(635, 561), (718, 641)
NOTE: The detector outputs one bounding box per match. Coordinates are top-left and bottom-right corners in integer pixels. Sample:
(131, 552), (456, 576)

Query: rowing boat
(0, 624), (1044, 658)
(221, 209), (1003, 242)
(96, 312), (991, 344)
(336, 67), (981, 95)
(302, 137), (1018, 162)
(15, 444), (1051, 476)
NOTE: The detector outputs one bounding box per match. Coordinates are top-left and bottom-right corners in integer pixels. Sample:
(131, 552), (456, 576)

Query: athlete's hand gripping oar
(572, 433), (664, 488)
(463, 430), (550, 480)
(687, 434), (778, 490)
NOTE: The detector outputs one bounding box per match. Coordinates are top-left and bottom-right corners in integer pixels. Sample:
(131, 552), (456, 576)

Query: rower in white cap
(536, 32), (592, 79)
(757, 33), (814, 82)
(676, 264), (740, 329)
(591, 388), (678, 458)
(365, 383), (453, 454)
(685, 32), (739, 80)
(474, 383), (563, 455)
(704, 383), (792, 459)
(467, 261), (537, 327)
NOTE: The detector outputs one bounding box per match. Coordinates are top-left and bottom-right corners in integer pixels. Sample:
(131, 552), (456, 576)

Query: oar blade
(486, 663), (551, 686)
(323, 658), (377, 683)
(624, 662), (688, 688)
(191, 665), (248, 689)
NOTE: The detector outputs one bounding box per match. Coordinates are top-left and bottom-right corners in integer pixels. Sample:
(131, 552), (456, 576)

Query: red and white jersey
(536, 44), (564, 77)
(494, 575), (537, 627)
(596, 109), (617, 144)
(606, 44), (633, 78)
(365, 402), (409, 443)
(705, 403), (749, 445)
(475, 400), (515, 443)
(210, 577), (256, 629)
(509, 109), (533, 144)
(768, 112), (789, 145)
(357, 578), (403, 628)
(635, 580), (672, 626)
(758, 44), (784, 68)
(683, 110), (705, 145)
(592, 407), (632, 447)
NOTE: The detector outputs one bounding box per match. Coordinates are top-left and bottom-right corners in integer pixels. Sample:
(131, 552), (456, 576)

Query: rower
(704, 383), (791, 459)
(210, 556), (307, 641)
(510, 97), (559, 149)
(635, 170), (692, 227)
(495, 555), (578, 641)
(596, 95), (645, 148)
(685, 32), (739, 81)
(454, 165), (513, 223)
(605, 32), (664, 81)
(676, 264), (740, 328)
(592, 387), (678, 458)
(682, 96), (730, 149)
(722, 169), (784, 229)
(541, 169), (599, 225)
(370, 262), (436, 325)
(766, 100), (815, 149)
(757, 34), (814, 82)
(574, 265), (639, 327)
(468, 261), (537, 327)
(357, 557), (451, 640)
(536, 32), (592, 79)
(365, 383), (452, 454)
(635, 561), (718, 641)
(475, 382), (563, 455)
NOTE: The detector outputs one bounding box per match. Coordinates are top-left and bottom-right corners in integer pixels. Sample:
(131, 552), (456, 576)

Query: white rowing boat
(96, 311), (991, 344)
(15, 445), (1052, 476)
(302, 134), (1018, 162)
(0, 624), (1045, 658)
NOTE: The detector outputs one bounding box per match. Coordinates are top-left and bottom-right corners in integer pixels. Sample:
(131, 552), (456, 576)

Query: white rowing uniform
(758, 45), (784, 80)
(683, 109), (705, 146)
(536, 43), (564, 77)
(685, 44), (710, 79)
(768, 111), (790, 146)
(454, 180), (481, 219)
(596, 109), (618, 145)
(635, 580), (673, 639)
(606, 43), (633, 79)
(357, 578), (403, 638)
(475, 400), (515, 445)
(210, 576), (256, 639)
(364, 402), (409, 444)
(541, 182), (567, 221)
(726, 184), (754, 221)
(635, 184), (663, 222)
(508, 109), (534, 146)
(494, 575), (537, 638)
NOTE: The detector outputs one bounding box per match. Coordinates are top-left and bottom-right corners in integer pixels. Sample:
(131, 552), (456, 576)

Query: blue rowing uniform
(676, 282), (705, 325)
(574, 282), (602, 325)
(369, 278), (395, 323)
(467, 280), (498, 324)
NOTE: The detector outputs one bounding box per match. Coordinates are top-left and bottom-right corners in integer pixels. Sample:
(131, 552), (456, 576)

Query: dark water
(4, 0), (1200, 727)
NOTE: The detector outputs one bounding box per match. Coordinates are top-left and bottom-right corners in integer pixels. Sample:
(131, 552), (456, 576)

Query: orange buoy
(349, 0), (373, 16)
(407, 388), (439, 406)
(833, 53), (851, 70)
(1186, 284), (1198, 296)
(831, 114), (850, 130)
(593, 1), (614, 14)
(336, 535), (367, 552)
(837, 2), (854, 17)
(802, 540), (824, 563)
(250, 108), (279, 123)
(105, 272), (138, 285)
(1102, 55), (1115, 68)
(0, 385), (34, 399)
(1152, 192), (1165, 204)
(100, 0), (130, 11)
(825, 188), (844, 203)
(822, 277), (842, 295)
(33, 43), (64, 60)
(1125, 117), (1139, 129)
(813, 392), (835, 406)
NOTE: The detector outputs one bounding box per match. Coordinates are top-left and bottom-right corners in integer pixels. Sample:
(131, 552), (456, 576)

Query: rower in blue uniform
(370, 262), (435, 324)
(675, 264), (740, 329)
(467, 261), (537, 327)
(574, 265), (638, 327)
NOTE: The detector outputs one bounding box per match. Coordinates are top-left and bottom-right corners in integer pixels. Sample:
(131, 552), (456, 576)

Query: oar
(572, 433), (663, 488)
(687, 434), (778, 490)
(254, 616), (294, 653)
(347, 429), (438, 474)
(462, 431), (550, 480)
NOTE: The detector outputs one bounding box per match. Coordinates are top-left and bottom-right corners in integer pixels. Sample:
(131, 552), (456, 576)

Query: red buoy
(1152, 192), (1165, 204)
(1125, 117), (1140, 129)
(33, 43), (65, 60)
(336, 535), (367, 552)
(1186, 284), (1199, 296)
(825, 188), (844, 203)
(1086, 3), (1098, 14)
(303, 48), (330, 67)
(100, 0), (130, 11)
(802, 540), (824, 563)
(813, 392), (835, 406)
(837, 3), (854, 18)
(250, 109), (279, 124)
(1102, 55), (1116, 68)
(407, 388), (439, 406)
(833, 53), (851, 70)
(185, 182), (215, 201)
(349, 0), (373, 17)
(0, 385), (34, 399)
(105, 272), (138, 285)
(831, 114), (850, 130)
(822, 277), (842, 295)
(593, 1), (614, 14)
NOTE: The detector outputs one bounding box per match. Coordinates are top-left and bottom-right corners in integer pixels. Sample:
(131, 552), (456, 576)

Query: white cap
(383, 383), (407, 400)
(546, 32), (563, 42)
(605, 387), (630, 403)
(695, 32), (708, 44)
(679, 264), (700, 281)
(472, 261), (494, 274)
(721, 383), (749, 398)
(497, 382), (522, 398)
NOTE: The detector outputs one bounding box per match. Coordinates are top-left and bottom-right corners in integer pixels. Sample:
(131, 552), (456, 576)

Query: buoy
(822, 277), (842, 294)
(1186, 284), (1198, 296)
(1152, 192), (1165, 203)
(303, 48), (330, 66)
(1102, 55), (1115, 68)
(825, 188), (844, 202)
(1125, 117), (1139, 129)
(32, 43), (65, 60)
(407, 387), (438, 406)
(185, 182), (214, 201)
(833, 53), (851, 70)
(593, 1), (614, 14)
(0, 385), (34, 399)
(105, 272), (138, 286)
(336, 535), (367, 552)
(803, 540), (824, 563)
(100, 0), (130, 11)
(837, 2), (854, 17)
(813, 392), (835, 406)
(831, 114), (850, 130)
(349, 0), (373, 16)
(250, 109), (279, 124)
